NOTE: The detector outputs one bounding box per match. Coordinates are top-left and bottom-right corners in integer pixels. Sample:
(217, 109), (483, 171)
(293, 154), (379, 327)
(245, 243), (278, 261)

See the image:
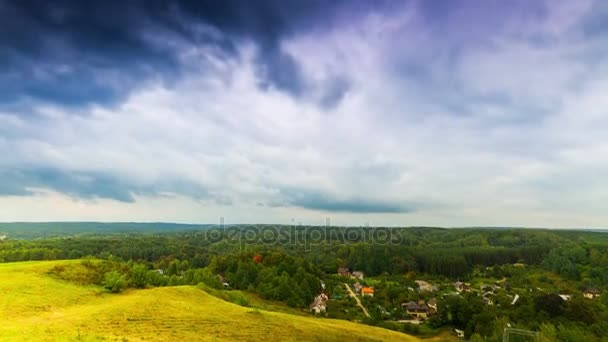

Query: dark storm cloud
(0, 0), (355, 109)
(0, 168), (137, 201)
(0, 167), (209, 203)
(276, 188), (417, 214)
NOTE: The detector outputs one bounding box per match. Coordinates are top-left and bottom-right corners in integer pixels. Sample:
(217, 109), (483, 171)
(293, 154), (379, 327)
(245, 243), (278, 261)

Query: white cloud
(2, 1), (608, 227)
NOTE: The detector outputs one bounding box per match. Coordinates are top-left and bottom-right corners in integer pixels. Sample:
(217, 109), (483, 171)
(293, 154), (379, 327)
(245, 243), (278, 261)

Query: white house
(310, 292), (329, 314)
(350, 271), (364, 280)
(584, 288), (601, 299)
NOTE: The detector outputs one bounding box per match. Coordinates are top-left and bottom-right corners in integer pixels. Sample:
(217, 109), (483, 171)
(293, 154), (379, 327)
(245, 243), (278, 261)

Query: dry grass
(0, 261), (434, 341)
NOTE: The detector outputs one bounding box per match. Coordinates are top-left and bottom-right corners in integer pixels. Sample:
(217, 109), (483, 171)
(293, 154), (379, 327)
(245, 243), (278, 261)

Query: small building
(362, 287), (374, 297)
(558, 294), (571, 301)
(454, 281), (470, 293)
(584, 288), (601, 299)
(310, 292), (329, 314)
(416, 280), (437, 292)
(427, 298), (438, 312)
(337, 267), (350, 277)
(455, 329), (465, 338)
(402, 301), (430, 320)
(353, 282), (363, 294)
(350, 271), (364, 280)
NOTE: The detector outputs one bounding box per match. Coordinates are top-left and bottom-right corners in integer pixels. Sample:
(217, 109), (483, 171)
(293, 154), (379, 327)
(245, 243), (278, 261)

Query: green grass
(0, 261), (438, 341)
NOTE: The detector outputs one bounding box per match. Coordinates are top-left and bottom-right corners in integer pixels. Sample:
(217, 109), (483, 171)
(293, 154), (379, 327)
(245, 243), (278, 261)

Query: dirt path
(344, 283), (370, 318)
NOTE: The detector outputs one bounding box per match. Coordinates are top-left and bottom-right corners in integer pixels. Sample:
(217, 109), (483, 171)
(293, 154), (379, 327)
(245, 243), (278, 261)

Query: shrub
(129, 264), (149, 288)
(103, 271), (126, 293)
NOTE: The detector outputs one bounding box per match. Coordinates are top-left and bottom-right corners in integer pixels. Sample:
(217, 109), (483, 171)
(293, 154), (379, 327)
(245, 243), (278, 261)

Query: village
(308, 264), (603, 337)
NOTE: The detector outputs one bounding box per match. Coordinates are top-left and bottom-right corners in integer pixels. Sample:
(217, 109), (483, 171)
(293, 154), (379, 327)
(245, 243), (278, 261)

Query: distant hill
(0, 260), (429, 341)
(0, 222), (210, 238)
(1, 222), (606, 240)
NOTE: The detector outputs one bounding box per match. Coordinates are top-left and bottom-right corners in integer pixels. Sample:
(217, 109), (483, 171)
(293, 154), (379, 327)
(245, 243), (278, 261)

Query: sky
(1, 0), (608, 227)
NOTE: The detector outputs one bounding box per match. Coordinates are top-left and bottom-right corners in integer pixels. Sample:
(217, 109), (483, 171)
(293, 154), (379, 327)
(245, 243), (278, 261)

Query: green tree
(469, 333), (484, 342)
(129, 264), (148, 288)
(103, 271), (126, 293)
(539, 323), (557, 342)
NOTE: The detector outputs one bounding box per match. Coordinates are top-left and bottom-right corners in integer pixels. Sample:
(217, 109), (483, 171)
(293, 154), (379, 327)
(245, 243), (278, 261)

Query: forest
(1, 223), (607, 341)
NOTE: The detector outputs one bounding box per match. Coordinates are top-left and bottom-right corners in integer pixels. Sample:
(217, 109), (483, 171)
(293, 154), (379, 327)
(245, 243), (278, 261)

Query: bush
(49, 260), (108, 285)
(103, 271), (126, 293)
(129, 264), (149, 288)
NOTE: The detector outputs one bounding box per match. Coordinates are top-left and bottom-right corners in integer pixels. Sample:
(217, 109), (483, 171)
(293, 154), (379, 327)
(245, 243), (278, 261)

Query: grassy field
(0, 261), (443, 341)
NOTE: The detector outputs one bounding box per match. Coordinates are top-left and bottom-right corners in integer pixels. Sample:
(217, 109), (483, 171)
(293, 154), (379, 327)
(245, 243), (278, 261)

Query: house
(454, 282), (470, 293)
(337, 267), (350, 276)
(351, 271), (364, 280)
(222, 282), (230, 288)
(427, 298), (438, 312)
(415, 280), (437, 292)
(155, 269), (164, 275)
(361, 287), (374, 297)
(310, 292), (329, 314)
(402, 301), (430, 320)
(455, 329), (465, 338)
(558, 294), (571, 301)
(353, 282), (363, 294)
(584, 288), (601, 299)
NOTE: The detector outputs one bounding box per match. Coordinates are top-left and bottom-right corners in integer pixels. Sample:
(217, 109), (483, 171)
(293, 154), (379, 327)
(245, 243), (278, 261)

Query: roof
(403, 301), (429, 312)
(362, 287), (374, 293)
(585, 288), (601, 294)
(337, 267), (349, 273)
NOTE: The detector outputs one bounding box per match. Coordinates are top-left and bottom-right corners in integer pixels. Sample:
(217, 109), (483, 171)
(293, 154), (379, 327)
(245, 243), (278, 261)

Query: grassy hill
(0, 261), (434, 341)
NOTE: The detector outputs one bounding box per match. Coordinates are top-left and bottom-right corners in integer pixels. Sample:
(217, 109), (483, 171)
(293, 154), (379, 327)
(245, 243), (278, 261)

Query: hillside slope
(0, 261), (425, 341)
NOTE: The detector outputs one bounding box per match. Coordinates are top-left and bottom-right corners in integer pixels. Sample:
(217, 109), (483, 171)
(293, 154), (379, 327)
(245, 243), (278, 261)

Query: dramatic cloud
(0, 0), (350, 108)
(1, 0), (608, 227)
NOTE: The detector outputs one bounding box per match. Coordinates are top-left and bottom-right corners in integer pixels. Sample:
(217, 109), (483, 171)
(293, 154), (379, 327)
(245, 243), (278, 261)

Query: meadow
(0, 260), (428, 341)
